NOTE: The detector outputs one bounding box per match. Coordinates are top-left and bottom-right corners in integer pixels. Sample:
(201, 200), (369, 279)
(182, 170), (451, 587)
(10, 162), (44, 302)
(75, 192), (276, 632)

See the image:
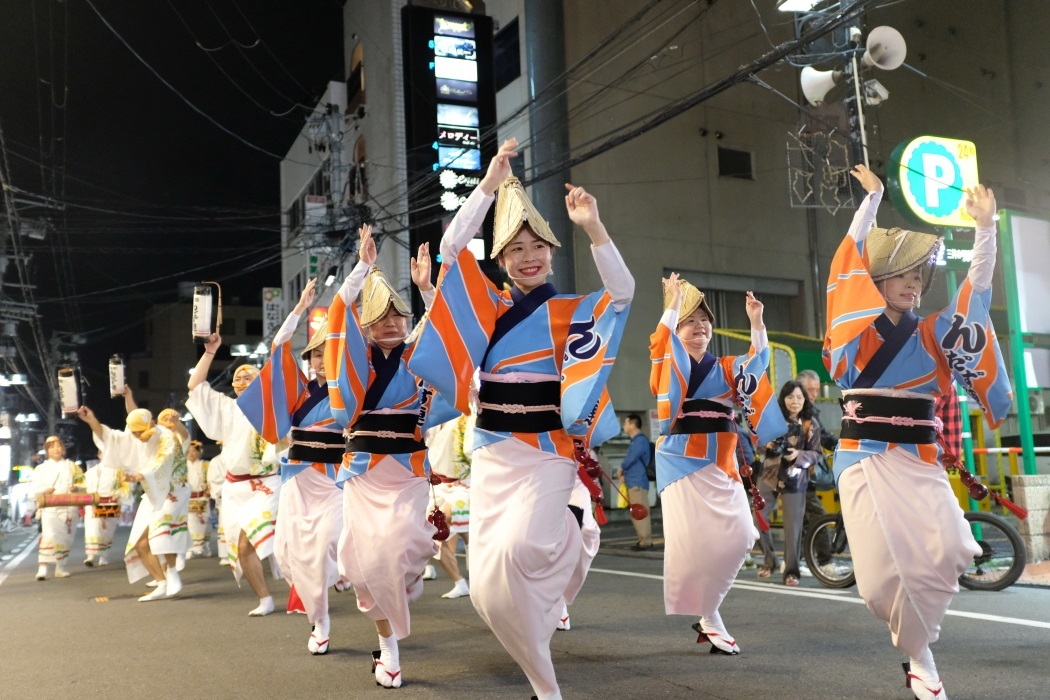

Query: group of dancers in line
(30, 136), (1009, 700)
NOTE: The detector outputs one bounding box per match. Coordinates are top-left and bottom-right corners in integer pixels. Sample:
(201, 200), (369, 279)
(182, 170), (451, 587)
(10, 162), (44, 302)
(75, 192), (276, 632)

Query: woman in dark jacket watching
(755, 380), (822, 585)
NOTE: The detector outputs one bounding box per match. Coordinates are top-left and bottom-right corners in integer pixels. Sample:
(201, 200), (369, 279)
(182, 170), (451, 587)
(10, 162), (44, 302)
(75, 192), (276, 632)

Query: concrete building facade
(280, 0), (1050, 458)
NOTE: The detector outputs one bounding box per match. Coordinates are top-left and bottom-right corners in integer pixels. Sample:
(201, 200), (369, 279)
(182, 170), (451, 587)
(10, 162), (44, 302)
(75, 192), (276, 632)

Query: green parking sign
(887, 135), (980, 228)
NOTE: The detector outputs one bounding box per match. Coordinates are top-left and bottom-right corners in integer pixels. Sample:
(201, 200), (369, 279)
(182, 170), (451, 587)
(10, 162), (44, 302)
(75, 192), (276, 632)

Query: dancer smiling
(650, 274), (784, 654)
(409, 138), (633, 700)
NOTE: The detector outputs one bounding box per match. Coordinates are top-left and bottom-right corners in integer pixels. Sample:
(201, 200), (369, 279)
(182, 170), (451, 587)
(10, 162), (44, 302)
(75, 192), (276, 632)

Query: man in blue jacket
(613, 414), (653, 550)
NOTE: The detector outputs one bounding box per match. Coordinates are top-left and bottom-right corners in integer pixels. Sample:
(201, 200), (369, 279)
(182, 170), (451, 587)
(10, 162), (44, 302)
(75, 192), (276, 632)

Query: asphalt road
(1, 522), (1047, 700)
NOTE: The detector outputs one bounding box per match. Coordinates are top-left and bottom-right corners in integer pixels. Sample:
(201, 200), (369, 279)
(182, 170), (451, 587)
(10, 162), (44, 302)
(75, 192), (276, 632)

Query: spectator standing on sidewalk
(796, 370), (838, 567)
(613, 414), (653, 550)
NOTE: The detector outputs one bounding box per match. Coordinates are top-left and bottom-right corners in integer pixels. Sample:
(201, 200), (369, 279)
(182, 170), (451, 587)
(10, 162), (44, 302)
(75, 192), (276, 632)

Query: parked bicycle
(803, 508), (1026, 591)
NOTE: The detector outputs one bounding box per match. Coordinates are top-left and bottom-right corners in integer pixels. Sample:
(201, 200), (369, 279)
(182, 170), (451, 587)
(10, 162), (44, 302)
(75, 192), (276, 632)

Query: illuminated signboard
(935, 238), (974, 272)
(402, 5), (497, 314)
(887, 136), (980, 228)
(307, 307), (328, 341)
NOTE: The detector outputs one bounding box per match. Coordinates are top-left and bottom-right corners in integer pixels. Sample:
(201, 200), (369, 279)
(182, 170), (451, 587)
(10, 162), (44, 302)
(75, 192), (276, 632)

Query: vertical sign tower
(402, 6), (498, 316)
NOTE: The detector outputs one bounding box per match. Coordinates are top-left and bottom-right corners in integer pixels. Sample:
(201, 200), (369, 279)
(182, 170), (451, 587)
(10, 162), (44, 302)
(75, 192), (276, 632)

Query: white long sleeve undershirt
(848, 189), (883, 243)
(968, 225), (997, 293)
(337, 259), (373, 305)
(273, 311), (300, 346)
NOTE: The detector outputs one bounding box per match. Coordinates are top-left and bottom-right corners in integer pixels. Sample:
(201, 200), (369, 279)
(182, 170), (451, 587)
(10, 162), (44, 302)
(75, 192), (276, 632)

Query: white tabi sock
(700, 610), (740, 653)
(249, 596), (275, 617)
(36, 564), (47, 580)
(441, 578), (470, 599)
(909, 646), (939, 682)
(556, 600), (571, 630)
(165, 566), (183, 597)
(308, 616), (331, 654)
(376, 633), (401, 687)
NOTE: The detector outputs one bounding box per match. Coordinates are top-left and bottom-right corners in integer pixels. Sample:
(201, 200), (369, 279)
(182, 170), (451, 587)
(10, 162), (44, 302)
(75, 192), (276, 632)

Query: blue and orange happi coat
(237, 334), (345, 484)
(823, 217), (1012, 478)
(409, 247), (629, 457)
(322, 287), (456, 483)
(649, 314), (786, 493)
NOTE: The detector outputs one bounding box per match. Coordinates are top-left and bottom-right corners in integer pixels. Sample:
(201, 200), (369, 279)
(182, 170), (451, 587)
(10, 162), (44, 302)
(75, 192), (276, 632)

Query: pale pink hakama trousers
(470, 438), (582, 700)
(338, 457), (437, 639)
(663, 466), (757, 616)
(839, 449), (980, 657)
(275, 467), (343, 623)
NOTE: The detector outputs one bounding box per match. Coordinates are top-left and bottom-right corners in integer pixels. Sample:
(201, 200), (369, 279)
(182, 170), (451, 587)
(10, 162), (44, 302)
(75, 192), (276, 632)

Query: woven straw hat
(300, 318), (327, 359)
(360, 265), (411, 328)
(664, 278), (716, 325)
(491, 176), (560, 258)
(865, 226), (942, 293)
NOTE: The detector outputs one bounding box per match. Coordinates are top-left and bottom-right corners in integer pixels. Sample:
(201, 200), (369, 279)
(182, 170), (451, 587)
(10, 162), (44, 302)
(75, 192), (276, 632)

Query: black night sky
(0, 1), (345, 437)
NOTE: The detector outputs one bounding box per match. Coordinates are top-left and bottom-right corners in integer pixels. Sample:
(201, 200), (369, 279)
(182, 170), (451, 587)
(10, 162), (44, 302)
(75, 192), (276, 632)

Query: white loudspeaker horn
(862, 26), (906, 70)
(800, 66), (842, 106)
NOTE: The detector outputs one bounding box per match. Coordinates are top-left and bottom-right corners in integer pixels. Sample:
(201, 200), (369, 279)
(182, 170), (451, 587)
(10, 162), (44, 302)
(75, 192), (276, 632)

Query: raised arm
(847, 164), (884, 244)
(565, 183), (634, 311)
(188, 333), (222, 390)
(440, 139), (516, 262)
(77, 405), (105, 440)
(745, 291), (767, 353)
(123, 385), (138, 414)
(337, 225), (375, 306)
(274, 277), (317, 347)
(410, 241), (437, 310)
(963, 184), (997, 292)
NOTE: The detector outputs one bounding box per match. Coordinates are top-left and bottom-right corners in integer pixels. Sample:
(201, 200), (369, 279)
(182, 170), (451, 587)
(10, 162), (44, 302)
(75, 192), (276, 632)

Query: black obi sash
(671, 398), (735, 435)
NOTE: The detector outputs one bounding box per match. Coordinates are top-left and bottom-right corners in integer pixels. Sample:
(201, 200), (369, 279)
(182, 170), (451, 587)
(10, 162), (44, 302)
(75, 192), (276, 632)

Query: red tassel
(991, 492), (1029, 520)
(286, 584), (306, 614)
(755, 509), (770, 532)
(594, 503), (608, 526)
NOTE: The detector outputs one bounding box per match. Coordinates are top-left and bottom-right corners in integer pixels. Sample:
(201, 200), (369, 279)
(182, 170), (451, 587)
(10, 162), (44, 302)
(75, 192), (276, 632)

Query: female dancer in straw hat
(408, 138), (633, 700)
(324, 224), (455, 687)
(824, 164), (1011, 700)
(237, 277), (345, 655)
(650, 275), (784, 654)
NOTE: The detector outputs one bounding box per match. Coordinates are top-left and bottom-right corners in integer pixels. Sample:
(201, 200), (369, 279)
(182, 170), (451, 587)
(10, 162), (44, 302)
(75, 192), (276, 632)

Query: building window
(494, 17), (521, 92)
(138, 371), (149, 389)
(225, 319), (236, 335)
(245, 319), (263, 337)
(718, 146), (753, 180)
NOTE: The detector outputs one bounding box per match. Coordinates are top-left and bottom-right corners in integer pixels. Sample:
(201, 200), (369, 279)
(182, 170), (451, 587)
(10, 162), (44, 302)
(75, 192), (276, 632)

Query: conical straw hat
(865, 226), (942, 293)
(360, 265), (411, 328)
(664, 278), (716, 325)
(491, 176), (560, 258)
(300, 317), (328, 359)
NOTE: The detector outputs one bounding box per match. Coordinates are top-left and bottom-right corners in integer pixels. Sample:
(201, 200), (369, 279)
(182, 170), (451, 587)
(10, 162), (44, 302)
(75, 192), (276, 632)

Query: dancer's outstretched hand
(411, 242), (433, 291)
(663, 272), (682, 310)
(850, 163), (883, 194)
(745, 291), (765, 330)
(480, 138), (518, 196)
(359, 223), (377, 266)
(964, 184), (996, 227)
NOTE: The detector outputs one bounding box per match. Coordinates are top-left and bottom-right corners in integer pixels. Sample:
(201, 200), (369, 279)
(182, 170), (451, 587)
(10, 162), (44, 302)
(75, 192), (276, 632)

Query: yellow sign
(888, 136), (980, 228)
